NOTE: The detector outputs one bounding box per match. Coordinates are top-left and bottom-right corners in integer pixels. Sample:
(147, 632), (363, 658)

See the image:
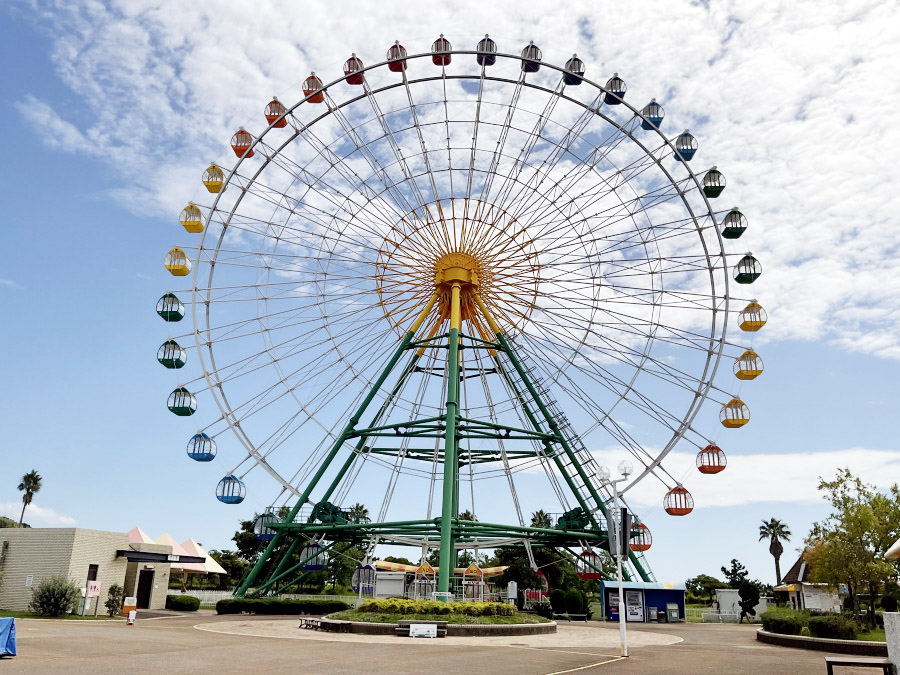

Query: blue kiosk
(599, 581), (686, 623)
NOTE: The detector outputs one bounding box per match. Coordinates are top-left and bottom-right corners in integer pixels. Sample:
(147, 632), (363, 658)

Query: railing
(165, 590), (360, 609)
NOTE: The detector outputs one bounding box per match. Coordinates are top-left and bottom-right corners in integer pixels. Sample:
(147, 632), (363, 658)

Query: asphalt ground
(1, 612), (886, 674)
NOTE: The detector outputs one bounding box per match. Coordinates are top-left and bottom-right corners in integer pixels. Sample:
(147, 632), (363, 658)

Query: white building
(773, 553), (841, 613)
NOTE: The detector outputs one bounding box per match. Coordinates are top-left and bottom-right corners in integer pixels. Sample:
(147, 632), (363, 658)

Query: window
(87, 564), (99, 582)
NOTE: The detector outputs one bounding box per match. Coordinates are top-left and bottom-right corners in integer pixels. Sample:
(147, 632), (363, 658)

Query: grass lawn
(327, 609), (551, 625)
(0, 610), (123, 621)
(856, 628), (886, 642)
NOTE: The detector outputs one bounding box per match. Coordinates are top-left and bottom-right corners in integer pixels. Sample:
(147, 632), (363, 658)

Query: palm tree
(347, 503), (369, 524)
(759, 518), (791, 585)
(531, 509), (552, 528)
(17, 470), (42, 527)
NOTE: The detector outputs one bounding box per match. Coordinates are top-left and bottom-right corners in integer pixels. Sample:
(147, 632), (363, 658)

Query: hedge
(166, 595), (201, 612)
(760, 608), (805, 635)
(356, 598), (516, 617)
(808, 615), (857, 640)
(216, 598), (351, 615)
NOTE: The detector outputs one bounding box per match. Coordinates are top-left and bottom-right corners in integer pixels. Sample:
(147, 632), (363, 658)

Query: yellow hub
(375, 198), (540, 343)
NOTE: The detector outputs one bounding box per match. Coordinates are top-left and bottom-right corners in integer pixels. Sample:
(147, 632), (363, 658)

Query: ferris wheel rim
(182, 43), (741, 501)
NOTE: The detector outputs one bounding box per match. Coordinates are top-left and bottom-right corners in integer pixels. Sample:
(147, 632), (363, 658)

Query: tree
(737, 580), (760, 623)
(382, 555), (414, 566)
(685, 574), (728, 605)
(721, 559), (749, 589)
(208, 549), (250, 589)
(29, 575), (80, 616)
(804, 468), (900, 626)
(324, 541), (364, 592)
(759, 518), (791, 585)
(347, 503), (370, 524)
(105, 583), (125, 617)
(458, 510), (477, 522)
(531, 510), (552, 528)
(17, 470), (42, 527)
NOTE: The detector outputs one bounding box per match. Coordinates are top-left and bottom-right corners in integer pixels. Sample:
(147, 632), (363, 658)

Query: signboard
(122, 596), (138, 616)
(409, 623), (438, 638)
(87, 581), (101, 598)
(415, 561), (435, 577)
(464, 563), (482, 577)
(167, 554), (180, 562)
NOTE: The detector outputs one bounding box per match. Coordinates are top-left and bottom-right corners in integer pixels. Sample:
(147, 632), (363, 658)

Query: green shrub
(564, 590), (584, 614)
(760, 607), (805, 635)
(28, 575), (80, 616)
(355, 598), (516, 617)
(881, 596), (898, 612)
(808, 615), (857, 640)
(549, 589), (566, 613)
(166, 594), (201, 611)
(105, 583), (125, 617)
(215, 598), (350, 615)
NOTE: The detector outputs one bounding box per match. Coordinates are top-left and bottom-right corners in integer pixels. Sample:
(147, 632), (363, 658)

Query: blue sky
(1, 0), (899, 587)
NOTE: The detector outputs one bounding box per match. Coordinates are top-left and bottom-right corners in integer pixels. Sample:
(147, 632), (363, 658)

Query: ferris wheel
(157, 35), (766, 595)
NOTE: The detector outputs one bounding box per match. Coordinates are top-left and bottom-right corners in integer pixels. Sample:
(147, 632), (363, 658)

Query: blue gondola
(604, 73), (626, 104)
(476, 35), (497, 67)
(156, 293), (184, 322)
(186, 432), (216, 462)
(563, 55), (585, 85)
(521, 41), (541, 73)
(674, 130), (698, 162)
(216, 475), (246, 504)
(641, 99), (664, 130)
(301, 542), (327, 571)
(253, 509), (280, 541)
(352, 564), (376, 594)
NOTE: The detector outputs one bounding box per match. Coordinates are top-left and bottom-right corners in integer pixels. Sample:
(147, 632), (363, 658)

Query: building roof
(181, 538), (227, 575)
(127, 527), (154, 544)
(782, 553), (811, 585)
(155, 533), (207, 573)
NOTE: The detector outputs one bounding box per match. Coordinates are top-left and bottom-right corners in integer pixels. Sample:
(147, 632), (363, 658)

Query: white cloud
(622, 448), (900, 511)
(0, 502), (77, 526)
(13, 0), (900, 361)
(0, 279), (20, 288)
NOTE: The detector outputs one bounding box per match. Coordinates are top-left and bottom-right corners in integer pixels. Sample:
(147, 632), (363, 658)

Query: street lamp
(601, 461), (632, 658)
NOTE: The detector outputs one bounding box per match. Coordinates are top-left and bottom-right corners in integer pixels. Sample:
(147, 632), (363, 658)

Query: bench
(824, 656), (894, 674)
(553, 613), (588, 622)
(298, 618), (321, 631)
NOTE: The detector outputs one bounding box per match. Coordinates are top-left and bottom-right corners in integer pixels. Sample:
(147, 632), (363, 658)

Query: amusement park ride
(157, 36), (766, 599)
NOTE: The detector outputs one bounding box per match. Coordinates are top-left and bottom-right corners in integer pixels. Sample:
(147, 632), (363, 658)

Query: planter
(756, 629), (887, 657)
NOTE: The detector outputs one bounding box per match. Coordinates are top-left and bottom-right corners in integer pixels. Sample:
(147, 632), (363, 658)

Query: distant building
(774, 552), (841, 612)
(0, 527), (218, 612)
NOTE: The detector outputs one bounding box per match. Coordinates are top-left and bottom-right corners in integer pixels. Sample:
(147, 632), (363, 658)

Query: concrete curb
(756, 629), (887, 656)
(317, 617), (557, 636)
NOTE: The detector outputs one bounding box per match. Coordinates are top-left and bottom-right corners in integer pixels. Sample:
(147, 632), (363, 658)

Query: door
(136, 570), (154, 609)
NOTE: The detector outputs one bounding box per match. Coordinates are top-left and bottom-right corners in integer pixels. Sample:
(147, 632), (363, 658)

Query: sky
(1, 0), (899, 587)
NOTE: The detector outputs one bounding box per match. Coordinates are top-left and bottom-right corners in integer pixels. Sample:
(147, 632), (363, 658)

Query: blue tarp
(0, 617), (16, 657)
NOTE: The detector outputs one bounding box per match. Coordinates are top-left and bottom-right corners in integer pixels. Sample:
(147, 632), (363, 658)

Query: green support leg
(437, 297), (461, 597)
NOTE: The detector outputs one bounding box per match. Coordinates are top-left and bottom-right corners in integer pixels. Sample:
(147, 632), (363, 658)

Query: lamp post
(599, 460), (633, 658)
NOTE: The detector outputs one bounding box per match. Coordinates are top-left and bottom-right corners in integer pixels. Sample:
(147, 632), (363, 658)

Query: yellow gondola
(734, 350), (764, 380)
(179, 203), (203, 233)
(164, 247), (191, 276)
(739, 300), (767, 331)
(202, 164), (224, 193)
(720, 398), (750, 428)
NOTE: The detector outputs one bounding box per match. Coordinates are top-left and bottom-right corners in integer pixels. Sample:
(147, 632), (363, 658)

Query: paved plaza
(1, 612), (885, 673)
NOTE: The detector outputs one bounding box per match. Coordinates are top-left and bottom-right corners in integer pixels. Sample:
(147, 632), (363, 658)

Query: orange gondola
(664, 486), (694, 516)
(696, 444), (726, 474)
(231, 128), (254, 158)
(344, 54), (364, 85)
(264, 97), (288, 127)
(302, 73), (324, 103)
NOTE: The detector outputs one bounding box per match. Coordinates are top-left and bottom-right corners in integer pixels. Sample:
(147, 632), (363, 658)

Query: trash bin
(666, 603), (680, 623)
(0, 617), (16, 657)
(646, 606), (658, 622)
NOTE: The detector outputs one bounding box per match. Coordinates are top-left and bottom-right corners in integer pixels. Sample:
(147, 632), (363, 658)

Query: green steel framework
(235, 297), (652, 598)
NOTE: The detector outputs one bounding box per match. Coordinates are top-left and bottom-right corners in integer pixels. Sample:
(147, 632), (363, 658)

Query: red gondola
(302, 73), (324, 103)
(696, 444), (727, 474)
(664, 486), (694, 516)
(432, 35), (451, 66)
(387, 41), (407, 73)
(344, 54), (364, 85)
(264, 98), (287, 128)
(629, 523), (652, 552)
(230, 128), (254, 158)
